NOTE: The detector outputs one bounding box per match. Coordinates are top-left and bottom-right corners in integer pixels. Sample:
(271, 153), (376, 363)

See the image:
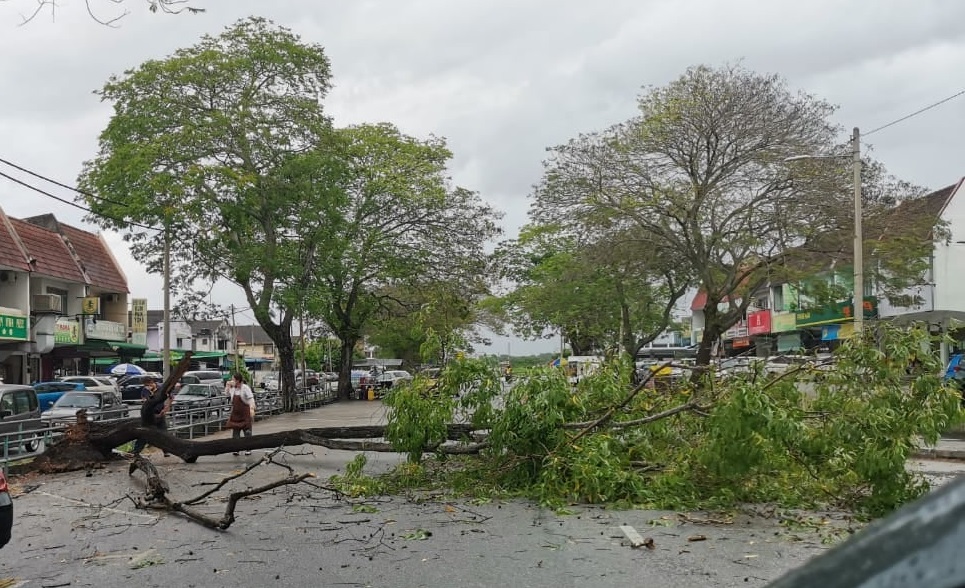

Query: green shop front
(794, 297), (878, 350)
(46, 318), (147, 378)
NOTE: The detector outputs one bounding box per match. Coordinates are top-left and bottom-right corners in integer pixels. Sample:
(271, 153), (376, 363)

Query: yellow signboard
(82, 296), (100, 315)
(131, 298), (148, 346)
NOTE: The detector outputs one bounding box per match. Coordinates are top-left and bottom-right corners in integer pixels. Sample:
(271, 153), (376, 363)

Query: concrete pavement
(0, 399), (839, 588)
(915, 437), (965, 461)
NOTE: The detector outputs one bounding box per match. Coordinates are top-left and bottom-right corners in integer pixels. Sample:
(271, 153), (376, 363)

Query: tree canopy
(80, 18), (501, 403)
(530, 63), (937, 365)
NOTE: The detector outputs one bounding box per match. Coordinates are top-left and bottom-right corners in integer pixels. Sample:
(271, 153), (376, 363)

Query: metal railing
(0, 385), (341, 471)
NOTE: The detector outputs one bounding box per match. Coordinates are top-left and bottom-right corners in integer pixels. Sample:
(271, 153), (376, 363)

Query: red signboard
(747, 310), (771, 336)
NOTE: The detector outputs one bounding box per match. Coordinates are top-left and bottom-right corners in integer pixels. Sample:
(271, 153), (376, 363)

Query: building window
(262, 344), (273, 355)
(201, 338), (209, 346)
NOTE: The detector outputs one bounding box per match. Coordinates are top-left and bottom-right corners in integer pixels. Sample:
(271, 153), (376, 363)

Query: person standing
(132, 376), (172, 457)
(225, 373), (256, 456)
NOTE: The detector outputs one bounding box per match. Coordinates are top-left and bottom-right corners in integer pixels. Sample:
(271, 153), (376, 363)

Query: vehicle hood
(42, 407), (100, 420)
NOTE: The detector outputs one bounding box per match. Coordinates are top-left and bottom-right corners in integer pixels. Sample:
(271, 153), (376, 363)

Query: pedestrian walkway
(916, 437), (965, 461)
(206, 399), (389, 439)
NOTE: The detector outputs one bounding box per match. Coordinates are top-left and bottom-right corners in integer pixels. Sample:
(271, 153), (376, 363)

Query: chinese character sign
(131, 298), (148, 346)
(0, 314), (28, 341)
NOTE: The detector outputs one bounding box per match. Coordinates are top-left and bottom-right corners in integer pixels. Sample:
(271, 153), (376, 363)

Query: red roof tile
(9, 219), (86, 283)
(0, 209), (30, 272)
(58, 224), (129, 293)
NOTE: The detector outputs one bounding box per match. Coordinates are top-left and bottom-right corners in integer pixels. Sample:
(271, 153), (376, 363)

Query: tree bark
(337, 335), (358, 401)
(30, 418), (478, 473)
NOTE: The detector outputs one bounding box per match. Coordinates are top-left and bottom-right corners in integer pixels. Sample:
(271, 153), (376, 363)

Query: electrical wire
(865, 88), (965, 136)
(0, 169), (161, 232)
(0, 156), (130, 209)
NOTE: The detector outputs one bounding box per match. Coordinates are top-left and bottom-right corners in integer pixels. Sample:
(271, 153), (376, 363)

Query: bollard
(767, 475), (965, 588)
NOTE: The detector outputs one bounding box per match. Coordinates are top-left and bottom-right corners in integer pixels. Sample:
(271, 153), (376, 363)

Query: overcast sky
(0, 0), (963, 355)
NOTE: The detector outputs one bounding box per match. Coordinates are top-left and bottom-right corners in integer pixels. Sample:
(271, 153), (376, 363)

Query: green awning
(137, 350), (228, 362)
(110, 342), (148, 357)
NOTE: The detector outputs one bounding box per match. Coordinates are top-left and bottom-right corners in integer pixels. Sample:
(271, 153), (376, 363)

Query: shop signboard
(85, 320), (126, 342)
(55, 318), (81, 344)
(131, 298), (148, 346)
(747, 310), (771, 335)
(794, 297), (878, 328)
(0, 314), (27, 341)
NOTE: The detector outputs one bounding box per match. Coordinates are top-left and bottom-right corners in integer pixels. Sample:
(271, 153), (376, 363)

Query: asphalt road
(0, 401), (960, 588)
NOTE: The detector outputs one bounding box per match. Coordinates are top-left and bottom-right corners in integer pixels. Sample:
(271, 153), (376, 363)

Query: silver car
(41, 391), (127, 425)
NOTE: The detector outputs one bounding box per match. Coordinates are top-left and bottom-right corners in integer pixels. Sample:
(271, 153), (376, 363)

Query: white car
(377, 370), (413, 389)
(58, 376), (117, 393)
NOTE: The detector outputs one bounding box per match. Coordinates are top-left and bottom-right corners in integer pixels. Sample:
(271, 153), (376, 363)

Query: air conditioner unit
(32, 293), (63, 313)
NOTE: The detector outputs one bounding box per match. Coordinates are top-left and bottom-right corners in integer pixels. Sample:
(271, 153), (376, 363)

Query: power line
(865, 88), (965, 136)
(0, 156), (130, 209)
(0, 170), (161, 232)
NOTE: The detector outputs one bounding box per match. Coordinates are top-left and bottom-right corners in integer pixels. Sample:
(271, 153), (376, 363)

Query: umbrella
(110, 363), (145, 376)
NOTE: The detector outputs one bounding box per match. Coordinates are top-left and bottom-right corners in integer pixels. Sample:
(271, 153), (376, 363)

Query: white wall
(0, 270), (28, 311)
(934, 182), (965, 312)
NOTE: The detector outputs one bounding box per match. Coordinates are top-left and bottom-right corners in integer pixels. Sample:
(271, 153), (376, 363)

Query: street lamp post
(850, 127), (864, 334)
(786, 126), (864, 334)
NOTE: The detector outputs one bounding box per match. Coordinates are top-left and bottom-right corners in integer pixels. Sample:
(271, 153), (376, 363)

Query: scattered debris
(619, 525), (654, 549)
(687, 534), (708, 542)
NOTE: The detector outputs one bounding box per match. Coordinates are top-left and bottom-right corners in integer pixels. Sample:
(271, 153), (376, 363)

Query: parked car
(182, 371), (226, 386)
(260, 373), (280, 391)
(377, 370), (413, 390)
(0, 470), (11, 549)
(170, 383), (227, 424)
(0, 384), (42, 452)
(118, 373), (162, 404)
(294, 369), (320, 390)
(41, 391), (127, 425)
(58, 376), (117, 393)
(33, 381), (85, 411)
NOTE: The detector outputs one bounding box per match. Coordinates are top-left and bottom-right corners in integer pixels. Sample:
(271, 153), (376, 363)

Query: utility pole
(299, 307), (307, 388)
(852, 127), (864, 334)
(231, 304), (239, 374)
(162, 233), (171, 381)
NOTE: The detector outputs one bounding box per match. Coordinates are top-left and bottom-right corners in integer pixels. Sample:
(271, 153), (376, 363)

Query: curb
(913, 449), (965, 461)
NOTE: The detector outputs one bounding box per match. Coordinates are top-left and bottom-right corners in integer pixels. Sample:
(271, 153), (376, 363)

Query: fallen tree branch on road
(129, 448), (317, 530)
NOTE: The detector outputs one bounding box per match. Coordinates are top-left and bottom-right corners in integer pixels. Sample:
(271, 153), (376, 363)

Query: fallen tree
(32, 418), (480, 474)
(24, 325), (965, 520)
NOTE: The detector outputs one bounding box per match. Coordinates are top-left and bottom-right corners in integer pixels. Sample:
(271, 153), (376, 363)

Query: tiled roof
(146, 310), (165, 327)
(0, 208), (30, 272)
(236, 324), (274, 345)
(191, 320), (229, 335)
(9, 218), (86, 283)
(58, 223), (129, 293)
(871, 183), (958, 240)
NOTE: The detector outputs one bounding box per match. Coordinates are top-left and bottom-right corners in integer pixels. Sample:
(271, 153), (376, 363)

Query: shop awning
(109, 342), (148, 357)
(137, 350), (228, 362)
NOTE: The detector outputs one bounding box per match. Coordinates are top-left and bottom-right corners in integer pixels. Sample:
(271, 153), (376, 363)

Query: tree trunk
(30, 418), (478, 473)
(337, 335), (358, 401)
(695, 305), (722, 368)
(277, 333), (298, 412)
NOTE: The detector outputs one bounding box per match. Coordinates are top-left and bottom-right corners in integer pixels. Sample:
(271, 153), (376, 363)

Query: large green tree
(79, 17), (340, 410)
(533, 63), (933, 366)
(301, 123), (501, 399)
(498, 223), (687, 358)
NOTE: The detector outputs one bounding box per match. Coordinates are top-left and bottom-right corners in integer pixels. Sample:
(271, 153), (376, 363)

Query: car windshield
(178, 385), (210, 397)
(54, 392), (101, 409)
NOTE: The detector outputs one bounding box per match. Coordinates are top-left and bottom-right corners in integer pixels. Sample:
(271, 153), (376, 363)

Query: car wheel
(23, 438), (42, 453)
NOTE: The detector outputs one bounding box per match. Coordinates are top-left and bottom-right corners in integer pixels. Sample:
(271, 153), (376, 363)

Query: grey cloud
(1, 0), (964, 354)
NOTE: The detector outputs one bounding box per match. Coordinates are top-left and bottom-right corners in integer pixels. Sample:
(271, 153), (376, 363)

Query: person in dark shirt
(132, 377), (172, 457)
